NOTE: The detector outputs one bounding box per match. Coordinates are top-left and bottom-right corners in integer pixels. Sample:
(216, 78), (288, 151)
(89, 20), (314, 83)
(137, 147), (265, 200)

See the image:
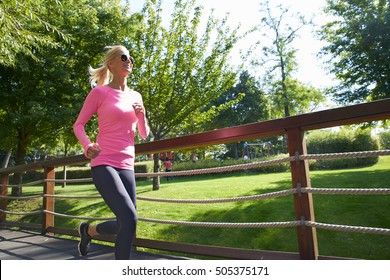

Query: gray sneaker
(78, 222), (92, 256)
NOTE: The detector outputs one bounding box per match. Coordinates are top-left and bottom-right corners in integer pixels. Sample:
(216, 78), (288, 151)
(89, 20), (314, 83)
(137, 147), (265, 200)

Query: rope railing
(2, 187), (389, 203)
(135, 149), (390, 178)
(135, 156), (294, 178)
(0, 209), (43, 216)
(301, 188), (390, 195)
(3, 206), (390, 236)
(2, 149), (389, 186)
(139, 217), (302, 228)
(304, 221), (390, 236)
(299, 150), (390, 160)
(1, 186), (389, 236)
(0, 194), (43, 200)
(1, 149), (389, 239)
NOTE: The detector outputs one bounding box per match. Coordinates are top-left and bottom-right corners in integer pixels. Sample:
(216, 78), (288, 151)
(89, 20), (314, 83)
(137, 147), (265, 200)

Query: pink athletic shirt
(73, 85), (150, 170)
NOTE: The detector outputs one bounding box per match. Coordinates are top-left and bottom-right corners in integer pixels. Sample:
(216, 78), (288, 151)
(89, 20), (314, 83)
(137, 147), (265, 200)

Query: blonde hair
(88, 45), (128, 87)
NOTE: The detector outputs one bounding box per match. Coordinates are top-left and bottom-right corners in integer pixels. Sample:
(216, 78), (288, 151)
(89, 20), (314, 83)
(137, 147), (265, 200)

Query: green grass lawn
(7, 156), (390, 259)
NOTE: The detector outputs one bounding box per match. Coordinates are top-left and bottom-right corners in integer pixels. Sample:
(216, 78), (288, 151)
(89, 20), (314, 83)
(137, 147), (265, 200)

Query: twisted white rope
(1, 187), (389, 203)
(136, 150), (390, 178)
(1, 149), (389, 236)
(139, 217), (301, 228)
(299, 150), (390, 160)
(135, 157), (293, 178)
(2, 209), (389, 235)
(302, 188), (390, 195)
(305, 221), (390, 235)
(138, 189), (297, 204)
(0, 209), (43, 215)
(1, 150), (389, 185)
(43, 210), (115, 221)
(44, 178), (92, 183)
(43, 194), (102, 199)
(0, 194), (43, 200)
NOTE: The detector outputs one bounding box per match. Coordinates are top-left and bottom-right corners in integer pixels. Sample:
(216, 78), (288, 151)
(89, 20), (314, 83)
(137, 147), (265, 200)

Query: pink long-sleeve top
(73, 85), (150, 170)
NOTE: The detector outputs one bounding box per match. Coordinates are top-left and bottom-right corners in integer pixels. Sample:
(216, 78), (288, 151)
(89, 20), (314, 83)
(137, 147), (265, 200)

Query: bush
(378, 131), (390, 149)
(16, 163), (152, 185)
(134, 163), (151, 181)
(172, 155), (290, 175)
(306, 128), (379, 170)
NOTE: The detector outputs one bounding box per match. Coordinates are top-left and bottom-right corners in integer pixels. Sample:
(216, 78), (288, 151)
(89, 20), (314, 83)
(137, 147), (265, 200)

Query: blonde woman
(73, 45), (149, 259)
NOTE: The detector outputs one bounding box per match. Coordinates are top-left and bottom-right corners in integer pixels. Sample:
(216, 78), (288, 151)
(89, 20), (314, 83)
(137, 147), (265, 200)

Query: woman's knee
(118, 211), (138, 230)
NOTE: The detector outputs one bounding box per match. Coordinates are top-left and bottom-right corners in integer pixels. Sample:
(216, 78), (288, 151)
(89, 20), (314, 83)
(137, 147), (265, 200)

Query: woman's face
(109, 48), (134, 76)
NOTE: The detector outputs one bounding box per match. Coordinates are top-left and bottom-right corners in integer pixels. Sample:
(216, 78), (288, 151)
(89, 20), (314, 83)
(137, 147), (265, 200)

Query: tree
(0, 0), (69, 67)
(128, 0), (244, 190)
(0, 0), (69, 169)
(320, 0), (390, 103)
(269, 78), (325, 119)
(211, 71), (269, 129)
(209, 71), (270, 158)
(259, 1), (307, 117)
(257, 1), (325, 118)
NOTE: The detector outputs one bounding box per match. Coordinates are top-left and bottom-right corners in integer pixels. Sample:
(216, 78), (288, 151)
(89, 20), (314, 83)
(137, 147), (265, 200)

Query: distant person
(168, 151), (175, 164)
(163, 158), (173, 181)
(73, 45), (150, 260)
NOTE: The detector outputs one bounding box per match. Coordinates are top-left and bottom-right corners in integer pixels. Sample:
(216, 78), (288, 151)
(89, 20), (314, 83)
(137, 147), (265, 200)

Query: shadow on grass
(152, 182), (300, 256)
(150, 170), (390, 259)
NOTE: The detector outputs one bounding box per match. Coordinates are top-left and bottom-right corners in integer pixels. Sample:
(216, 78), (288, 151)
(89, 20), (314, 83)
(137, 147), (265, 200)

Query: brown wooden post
(0, 175), (9, 222)
(287, 128), (318, 260)
(43, 167), (55, 235)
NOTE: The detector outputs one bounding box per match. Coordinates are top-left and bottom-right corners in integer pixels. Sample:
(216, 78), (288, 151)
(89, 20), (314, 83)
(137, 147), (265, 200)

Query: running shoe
(78, 222), (92, 256)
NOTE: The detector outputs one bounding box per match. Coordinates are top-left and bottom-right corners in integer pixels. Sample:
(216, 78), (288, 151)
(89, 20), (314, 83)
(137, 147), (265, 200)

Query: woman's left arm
(136, 111), (150, 139)
(133, 102), (150, 139)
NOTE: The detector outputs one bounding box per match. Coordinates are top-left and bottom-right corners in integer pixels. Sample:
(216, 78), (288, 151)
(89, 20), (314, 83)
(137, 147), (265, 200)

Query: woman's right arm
(73, 90), (99, 157)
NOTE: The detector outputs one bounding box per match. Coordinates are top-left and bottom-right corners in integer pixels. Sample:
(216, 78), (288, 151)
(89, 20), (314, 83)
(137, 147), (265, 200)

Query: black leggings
(91, 165), (137, 260)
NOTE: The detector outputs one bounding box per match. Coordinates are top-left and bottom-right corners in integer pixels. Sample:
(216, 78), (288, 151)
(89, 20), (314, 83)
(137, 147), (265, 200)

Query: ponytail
(88, 65), (112, 87)
(88, 45), (127, 88)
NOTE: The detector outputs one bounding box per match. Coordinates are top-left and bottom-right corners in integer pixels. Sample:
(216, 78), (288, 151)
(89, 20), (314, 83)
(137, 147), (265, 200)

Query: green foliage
(258, 1), (324, 118)
(209, 71), (270, 130)
(0, 0), (70, 67)
(270, 78), (326, 118)
(320, 0), (390, 103)
(128, 0), (243, 140)
(378, 130), (390, 149)
(0, 0), (136, 165)
(170, 155), (290, 175)
(307, 127), (379, 169)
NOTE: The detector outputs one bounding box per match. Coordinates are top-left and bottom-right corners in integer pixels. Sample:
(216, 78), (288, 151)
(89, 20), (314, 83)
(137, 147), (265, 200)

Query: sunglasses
(120, 54), (135, 64)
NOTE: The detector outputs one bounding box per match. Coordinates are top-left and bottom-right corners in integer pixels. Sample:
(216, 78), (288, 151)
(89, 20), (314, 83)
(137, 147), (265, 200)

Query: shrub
(378, 131), (390, 149)
(306, 128), (379, 170)
(172, 155), (290, 175)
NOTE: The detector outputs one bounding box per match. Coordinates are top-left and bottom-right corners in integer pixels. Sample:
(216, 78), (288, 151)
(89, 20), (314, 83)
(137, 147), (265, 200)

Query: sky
(129, 0), (336, 89)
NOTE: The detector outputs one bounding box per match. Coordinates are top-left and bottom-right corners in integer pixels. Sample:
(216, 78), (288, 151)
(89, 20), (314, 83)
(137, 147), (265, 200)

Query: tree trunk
(11, 129), (28, 197)
(11, 172), (23, 197)
(152, 153), (160, 191)
(62, 144), (69, 188)
(280, 56), (290, 118)
(62, 165), (67, 188)
(1, 149), (12, 168)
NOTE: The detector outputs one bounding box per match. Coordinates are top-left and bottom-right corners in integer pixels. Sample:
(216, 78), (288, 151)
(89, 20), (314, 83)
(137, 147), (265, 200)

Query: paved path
(0, 228), (185, 260)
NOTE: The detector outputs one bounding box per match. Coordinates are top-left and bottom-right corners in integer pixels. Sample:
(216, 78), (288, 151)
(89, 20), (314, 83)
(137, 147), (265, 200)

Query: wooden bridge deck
(0, 228), (186, 260)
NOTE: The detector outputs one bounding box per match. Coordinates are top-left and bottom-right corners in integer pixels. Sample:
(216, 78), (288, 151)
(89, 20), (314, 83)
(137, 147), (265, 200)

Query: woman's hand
(86, 143), (102, 159)
(132, 102), (145, 115)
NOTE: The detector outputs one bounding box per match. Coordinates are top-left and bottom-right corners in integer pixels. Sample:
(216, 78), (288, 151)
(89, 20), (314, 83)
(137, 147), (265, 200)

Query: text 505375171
(215, 266), (269, 276)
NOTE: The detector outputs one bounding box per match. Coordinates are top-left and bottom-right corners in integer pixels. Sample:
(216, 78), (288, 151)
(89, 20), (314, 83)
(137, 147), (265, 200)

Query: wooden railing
(1, 98), (390, 260)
